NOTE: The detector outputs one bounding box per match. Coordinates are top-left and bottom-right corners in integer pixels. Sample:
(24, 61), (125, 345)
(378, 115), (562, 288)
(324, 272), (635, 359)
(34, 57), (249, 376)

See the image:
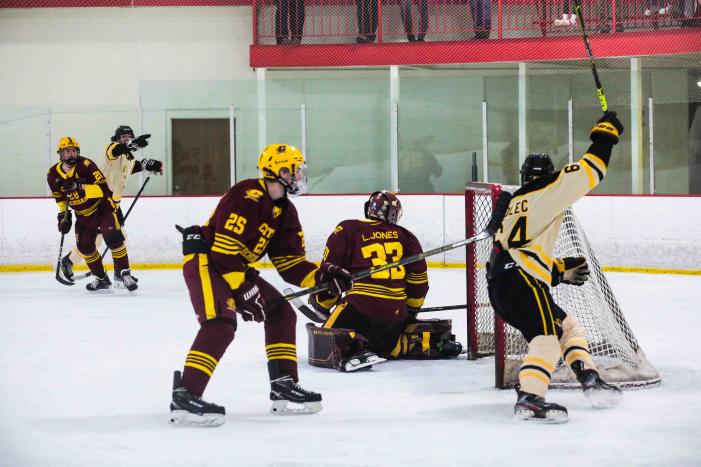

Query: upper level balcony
(250, 0), (701, 66)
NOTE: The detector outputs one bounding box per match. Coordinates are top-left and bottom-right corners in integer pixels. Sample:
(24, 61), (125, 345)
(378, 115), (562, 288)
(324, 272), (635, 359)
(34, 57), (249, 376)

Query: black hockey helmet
(364, 190), (403, 224)
(520, 153), (554, 185)
(111, 125), (135, 142)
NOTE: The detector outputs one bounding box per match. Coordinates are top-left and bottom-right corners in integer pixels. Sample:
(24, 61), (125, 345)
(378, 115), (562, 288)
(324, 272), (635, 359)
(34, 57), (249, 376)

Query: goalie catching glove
(552, 257), (590, 286)
(315, 263), (353, 296)
(233, 281), (266, 322)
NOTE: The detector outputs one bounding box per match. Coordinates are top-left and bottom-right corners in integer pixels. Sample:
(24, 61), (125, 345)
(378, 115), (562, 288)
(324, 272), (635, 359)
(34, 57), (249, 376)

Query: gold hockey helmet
(57, 136), (80, 164)
(257, 144), (308, 196)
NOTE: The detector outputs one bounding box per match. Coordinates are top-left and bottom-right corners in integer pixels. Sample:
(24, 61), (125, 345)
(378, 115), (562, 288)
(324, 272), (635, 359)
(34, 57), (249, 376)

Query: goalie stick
(573, 0), (608, 112)
(284, 290), (468, 324)
(271, 190), (512, 311)
(69, 176), (151, 283)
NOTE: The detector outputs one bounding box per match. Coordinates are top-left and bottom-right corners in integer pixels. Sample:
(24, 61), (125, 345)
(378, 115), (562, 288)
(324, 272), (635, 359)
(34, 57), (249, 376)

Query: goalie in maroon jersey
(47, 136), (137, 292)
(306, 191), (463, 373)
(170, 144), (353, 426)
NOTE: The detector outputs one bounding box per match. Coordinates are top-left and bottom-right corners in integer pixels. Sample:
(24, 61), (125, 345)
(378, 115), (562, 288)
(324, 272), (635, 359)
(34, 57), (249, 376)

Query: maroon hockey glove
(61, 178), (84, 193)
(316, 263), (353, 296)
(57, 210), (72, 234)
(233, 281), (266, 322)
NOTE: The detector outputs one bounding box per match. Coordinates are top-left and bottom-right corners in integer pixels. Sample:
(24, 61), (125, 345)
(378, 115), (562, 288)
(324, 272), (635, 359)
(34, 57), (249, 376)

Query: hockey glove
(57, 210), (72, 234)
(552, 257), (590, 286)
(590, 111), (624, 145)
(179, 225), (209, 256)
(127, 134), (151, 150)
(316, 262), (353, 296)
(233, 281), (266, 322)
(141, 158), (163, 175)
(61, 178), (84, 193)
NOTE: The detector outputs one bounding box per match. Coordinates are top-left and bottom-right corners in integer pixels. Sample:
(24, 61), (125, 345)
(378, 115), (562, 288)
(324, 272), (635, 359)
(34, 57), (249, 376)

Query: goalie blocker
(306, 318), (463, 372)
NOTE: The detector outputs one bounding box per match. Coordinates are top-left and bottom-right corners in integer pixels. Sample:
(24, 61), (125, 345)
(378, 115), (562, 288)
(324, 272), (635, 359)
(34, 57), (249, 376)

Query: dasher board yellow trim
(1, 263), (700, 276)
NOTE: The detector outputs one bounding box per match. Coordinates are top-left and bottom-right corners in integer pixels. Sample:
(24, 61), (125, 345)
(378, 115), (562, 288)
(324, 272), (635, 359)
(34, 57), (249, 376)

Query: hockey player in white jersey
(487, 112), (625, 423)
(58, 126), (163, 287)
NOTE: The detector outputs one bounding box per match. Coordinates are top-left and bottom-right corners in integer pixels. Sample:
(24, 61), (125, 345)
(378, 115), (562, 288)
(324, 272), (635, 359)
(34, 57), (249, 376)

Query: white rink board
(0, 194), (699, 270)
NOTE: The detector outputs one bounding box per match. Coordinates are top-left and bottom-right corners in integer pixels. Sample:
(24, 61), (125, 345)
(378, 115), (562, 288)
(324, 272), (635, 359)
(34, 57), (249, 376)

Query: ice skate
(270, 375), (323, 415)
(86, 275), (111, 292)
(340, 350), (386, 372)
(169, 371), (225, 427)
(114, 268), (138, 292)
(514, 388), (568, 424)
(59, 253), (74, 282)
(573, 362), (623, 409)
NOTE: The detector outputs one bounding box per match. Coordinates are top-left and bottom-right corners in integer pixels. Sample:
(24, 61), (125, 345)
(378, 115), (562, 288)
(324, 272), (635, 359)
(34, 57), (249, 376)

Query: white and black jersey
(494, 151), (608, 285)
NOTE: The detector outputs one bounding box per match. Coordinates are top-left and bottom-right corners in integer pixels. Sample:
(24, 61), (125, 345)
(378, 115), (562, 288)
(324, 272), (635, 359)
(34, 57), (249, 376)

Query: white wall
(2, 194), (699, 271)
(0, 7), (255, 108)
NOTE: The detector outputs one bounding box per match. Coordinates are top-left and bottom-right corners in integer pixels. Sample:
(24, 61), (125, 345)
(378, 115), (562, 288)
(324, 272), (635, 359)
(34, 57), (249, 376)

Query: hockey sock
(110, 244), (130, 272)
(519, 335), (561, 398)
(182, 320), (235, 396)
(82, 249), (106, 277)
(69, 247), (83, 265)
(559, 315), (596, 372)
(267, 355), (298, 382)
(264, 299), (298, 381)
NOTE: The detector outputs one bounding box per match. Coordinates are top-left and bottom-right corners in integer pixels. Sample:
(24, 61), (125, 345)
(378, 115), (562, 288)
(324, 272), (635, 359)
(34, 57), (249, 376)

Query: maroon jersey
(47, 156), (112, 217)
(322, 219), (429, 321)
(199, 178), (318, 291)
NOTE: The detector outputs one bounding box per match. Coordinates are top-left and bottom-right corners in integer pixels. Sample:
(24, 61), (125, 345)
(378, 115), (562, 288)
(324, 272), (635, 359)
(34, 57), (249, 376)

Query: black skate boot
(86, 274), (111, 292)
(114, 268), (138, 292)
(170, 370), (225, 427)
(340, 350), (386, 372)
(270, 375), (323, 415)
(572, 361), (623, 409)
(514, 386), (568, 423)
(59, 254), (74, 282)
(437, 335), (463, 358)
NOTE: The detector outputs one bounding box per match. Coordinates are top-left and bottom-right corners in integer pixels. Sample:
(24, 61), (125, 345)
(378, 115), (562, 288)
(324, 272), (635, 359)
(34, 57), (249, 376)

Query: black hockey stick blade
(55, 209), (75, 286)
(175, 224), (184, 233)
(283, 288), (328, 323)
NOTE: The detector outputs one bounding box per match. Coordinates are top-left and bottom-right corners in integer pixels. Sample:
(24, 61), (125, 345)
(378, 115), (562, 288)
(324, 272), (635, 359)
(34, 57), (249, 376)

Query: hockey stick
(573, 0), (608, 112)
(71, 176), (151, 281)
(55, 207), (74, 286)
(271, 190), (512, 311)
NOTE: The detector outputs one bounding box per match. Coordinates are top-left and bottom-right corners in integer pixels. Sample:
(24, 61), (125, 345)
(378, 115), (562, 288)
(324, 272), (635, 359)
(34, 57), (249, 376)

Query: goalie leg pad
(392, 319), (463, 359)
(306, 323), (369, 370)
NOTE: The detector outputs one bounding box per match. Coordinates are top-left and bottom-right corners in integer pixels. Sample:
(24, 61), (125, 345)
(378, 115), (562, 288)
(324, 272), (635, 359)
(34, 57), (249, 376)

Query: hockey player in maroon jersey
(170, 144), (353, 426)
(47, 137), (137, 292)
(488, 112), (625, 423)
(58, 125), (161, 287)
(306, 191), (462, 373)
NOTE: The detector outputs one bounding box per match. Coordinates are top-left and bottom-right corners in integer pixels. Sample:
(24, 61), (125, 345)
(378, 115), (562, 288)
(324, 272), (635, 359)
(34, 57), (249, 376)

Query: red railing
(253, 0), (700, 44)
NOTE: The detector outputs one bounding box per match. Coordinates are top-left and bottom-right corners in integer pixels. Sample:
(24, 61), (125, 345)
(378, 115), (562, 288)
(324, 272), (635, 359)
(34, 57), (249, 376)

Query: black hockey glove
(178, 225), (209, 255)
(233, 281), (266, 322)
(590, 111), (624, 145)
(127, 133), (151, 150)
(57, 210), (72, 234)
(141, 158), (163, 175)
(316, 262), (353, 296)
(61, 178), (84, 193)
(552, 257), (590, 286)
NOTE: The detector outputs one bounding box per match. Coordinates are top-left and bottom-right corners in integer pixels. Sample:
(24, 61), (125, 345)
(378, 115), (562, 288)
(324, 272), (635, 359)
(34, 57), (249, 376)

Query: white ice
(0, 269), (700, 466)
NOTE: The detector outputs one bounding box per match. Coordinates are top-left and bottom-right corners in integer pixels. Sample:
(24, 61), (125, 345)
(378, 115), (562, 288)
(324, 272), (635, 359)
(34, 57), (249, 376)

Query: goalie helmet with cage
(111, 125), (135, 143)
(56, 136), (80, 165)
(364, 190), (403, 224)
(520, 153), (554, 185)
(257, 144), (308, 197)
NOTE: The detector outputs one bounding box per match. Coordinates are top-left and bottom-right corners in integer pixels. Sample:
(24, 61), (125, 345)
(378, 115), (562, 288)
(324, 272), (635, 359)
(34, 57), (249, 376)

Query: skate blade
(514, 409), (568, 424)
(87, 287), (113, 294)
(170, 410), (225, 427)
(113, 281), (138, 292)
(341, 355), (387, 372)
(270, 400), (323, 415)
(584, 388), (622, 409)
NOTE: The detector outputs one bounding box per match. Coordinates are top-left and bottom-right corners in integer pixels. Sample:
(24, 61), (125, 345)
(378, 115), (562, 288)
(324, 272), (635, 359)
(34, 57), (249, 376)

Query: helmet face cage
(364, 190), (403, 224)
(520, 153), (554, 185)
(111, 125), (135, 142)
(57, 137), (80, 165)
(257, 144), (307, 197)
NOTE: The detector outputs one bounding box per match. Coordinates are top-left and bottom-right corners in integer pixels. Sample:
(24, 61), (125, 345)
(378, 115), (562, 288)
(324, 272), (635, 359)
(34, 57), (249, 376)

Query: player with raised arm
(487, 112), (625, 423)
(47, 137), (136, 292)
(170, 144), (352, 426)
(306, 191), (462, 373)
(58, 125), (162, 287)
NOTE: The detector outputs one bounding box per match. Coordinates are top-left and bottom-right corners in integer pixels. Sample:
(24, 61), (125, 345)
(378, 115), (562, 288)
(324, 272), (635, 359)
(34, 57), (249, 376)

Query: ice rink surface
(0, 269), (700, 467)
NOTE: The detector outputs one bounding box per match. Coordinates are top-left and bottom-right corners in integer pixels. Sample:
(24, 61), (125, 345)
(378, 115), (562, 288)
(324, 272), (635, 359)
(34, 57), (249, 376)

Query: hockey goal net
(465, 182), (660, 389)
